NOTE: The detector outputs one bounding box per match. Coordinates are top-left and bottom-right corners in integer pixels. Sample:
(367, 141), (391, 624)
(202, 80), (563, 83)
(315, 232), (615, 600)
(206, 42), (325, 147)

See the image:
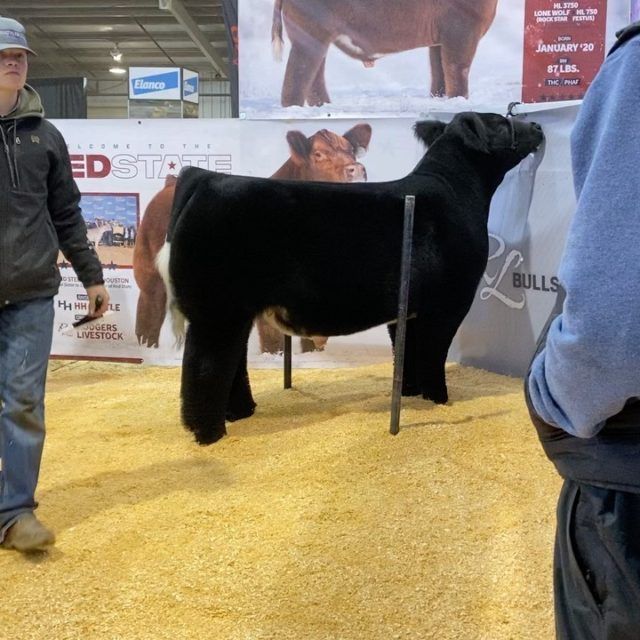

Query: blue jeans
(0, 297), (54, 541)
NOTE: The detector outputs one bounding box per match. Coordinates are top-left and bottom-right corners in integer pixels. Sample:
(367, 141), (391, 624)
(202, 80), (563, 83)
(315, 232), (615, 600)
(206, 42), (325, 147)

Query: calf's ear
(414, 120), (446, 147)
(286, 130), (313, 165)
(449, 113), (491, 154)
(343, 123), (372, 158)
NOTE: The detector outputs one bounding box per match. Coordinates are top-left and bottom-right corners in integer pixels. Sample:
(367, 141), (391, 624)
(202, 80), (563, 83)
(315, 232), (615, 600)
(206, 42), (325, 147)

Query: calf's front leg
(440, 35), (480, 98)
(414, 288), (477, 404)
(428, 46), (446, 97)
(307, 57), (331, 106)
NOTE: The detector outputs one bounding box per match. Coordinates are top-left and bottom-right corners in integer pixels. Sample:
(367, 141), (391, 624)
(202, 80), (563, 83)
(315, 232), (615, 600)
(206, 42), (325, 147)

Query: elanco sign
(129, 67), (182, 101)
(182, 68), (199, 103)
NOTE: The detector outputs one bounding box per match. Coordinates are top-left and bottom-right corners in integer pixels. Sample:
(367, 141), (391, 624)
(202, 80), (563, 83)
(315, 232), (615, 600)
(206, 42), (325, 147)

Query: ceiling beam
(28, 28), (226, 41)
(26, 45), (229, 59)
(158, 0), (227, 78)
(2, 0), (218, 6)
(2, 8), (223, 19)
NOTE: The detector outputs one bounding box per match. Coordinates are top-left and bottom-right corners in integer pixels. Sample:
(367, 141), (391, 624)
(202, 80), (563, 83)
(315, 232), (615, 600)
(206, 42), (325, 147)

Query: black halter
(505, 101), (521, 150)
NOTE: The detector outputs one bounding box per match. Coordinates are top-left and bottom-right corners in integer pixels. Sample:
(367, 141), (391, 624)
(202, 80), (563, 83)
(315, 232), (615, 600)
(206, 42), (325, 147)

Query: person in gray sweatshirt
(526, 21), (640, 640)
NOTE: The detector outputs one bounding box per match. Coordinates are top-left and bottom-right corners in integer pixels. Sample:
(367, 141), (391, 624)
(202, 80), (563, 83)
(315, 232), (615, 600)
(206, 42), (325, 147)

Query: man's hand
(86, 284), (110, 317)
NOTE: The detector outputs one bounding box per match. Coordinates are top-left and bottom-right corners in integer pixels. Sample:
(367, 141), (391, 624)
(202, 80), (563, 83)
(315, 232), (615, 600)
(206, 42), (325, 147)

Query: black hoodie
(0, 84), (103, 306)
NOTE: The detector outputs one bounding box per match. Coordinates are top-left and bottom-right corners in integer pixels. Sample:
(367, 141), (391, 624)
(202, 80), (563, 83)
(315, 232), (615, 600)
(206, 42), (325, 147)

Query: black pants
(555, 480), (640, 640)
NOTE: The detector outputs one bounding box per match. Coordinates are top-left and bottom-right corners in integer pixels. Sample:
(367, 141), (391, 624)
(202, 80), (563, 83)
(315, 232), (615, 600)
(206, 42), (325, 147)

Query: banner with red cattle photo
(238, 0), (629, 119)
(52, 107), (576, 376)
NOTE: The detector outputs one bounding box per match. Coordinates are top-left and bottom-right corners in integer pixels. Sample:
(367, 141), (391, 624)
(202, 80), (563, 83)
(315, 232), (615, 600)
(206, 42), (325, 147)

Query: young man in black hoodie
(0, 16), (109, 552)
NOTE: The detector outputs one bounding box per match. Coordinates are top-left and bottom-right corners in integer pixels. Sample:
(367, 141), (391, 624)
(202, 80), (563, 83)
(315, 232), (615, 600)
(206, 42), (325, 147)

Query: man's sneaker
(1, 513), (55, 552)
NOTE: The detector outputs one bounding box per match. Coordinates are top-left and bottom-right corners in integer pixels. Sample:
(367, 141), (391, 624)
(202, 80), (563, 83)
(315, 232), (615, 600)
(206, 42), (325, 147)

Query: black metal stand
(284, 334), (292, 389)
(390, 195), (415, 435)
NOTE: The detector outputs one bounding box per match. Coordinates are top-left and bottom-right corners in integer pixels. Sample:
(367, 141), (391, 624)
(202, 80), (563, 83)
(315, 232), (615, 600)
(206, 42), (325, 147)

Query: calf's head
(286, 124), (372, 182)
(415, 112), (544, 170)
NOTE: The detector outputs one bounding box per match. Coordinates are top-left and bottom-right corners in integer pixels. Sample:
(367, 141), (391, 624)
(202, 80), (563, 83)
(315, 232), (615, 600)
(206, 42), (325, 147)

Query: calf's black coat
(161, 112), (544, 444)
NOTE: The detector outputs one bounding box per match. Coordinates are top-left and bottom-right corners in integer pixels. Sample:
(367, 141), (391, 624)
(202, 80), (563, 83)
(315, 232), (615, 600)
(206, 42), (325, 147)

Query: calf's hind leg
(255, 316), (285, 354)
(281, 38), (330, 107)
(226, 336), (256, 423)
(181, 317), (253, 445)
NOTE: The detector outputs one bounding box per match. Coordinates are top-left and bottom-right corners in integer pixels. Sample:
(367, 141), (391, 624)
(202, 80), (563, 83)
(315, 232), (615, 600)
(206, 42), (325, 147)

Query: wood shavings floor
(1, 361), (559, 640)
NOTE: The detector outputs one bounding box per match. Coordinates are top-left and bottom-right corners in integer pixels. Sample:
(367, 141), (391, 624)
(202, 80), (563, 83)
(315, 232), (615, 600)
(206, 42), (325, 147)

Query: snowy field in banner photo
(239, 0), (630, 119)
(239, 0), (524, 118)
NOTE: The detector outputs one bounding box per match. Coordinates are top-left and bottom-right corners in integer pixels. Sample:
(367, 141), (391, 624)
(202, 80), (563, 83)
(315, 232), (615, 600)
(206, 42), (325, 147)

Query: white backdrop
(52, 107), (576, 376)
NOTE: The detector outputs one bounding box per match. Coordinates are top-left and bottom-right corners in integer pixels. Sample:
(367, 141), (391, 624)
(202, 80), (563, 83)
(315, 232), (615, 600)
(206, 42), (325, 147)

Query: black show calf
(157, 112), (544, 444)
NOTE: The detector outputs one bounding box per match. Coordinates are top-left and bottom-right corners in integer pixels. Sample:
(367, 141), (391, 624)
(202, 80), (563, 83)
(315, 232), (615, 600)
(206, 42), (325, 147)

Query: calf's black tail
(166, 166), (209, 242)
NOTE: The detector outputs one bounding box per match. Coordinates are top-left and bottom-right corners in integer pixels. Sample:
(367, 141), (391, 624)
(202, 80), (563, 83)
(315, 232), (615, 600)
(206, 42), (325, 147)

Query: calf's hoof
(137, 334), (159, 348)
(281, 97), (305, 108)
(190, 425), (227, 446)
(401, 382), (421, 397)
(260, 341), (284, 355)
(422, 388), (448, 405)
(306, 97), (328, 107)
(226, 402), (256, 423)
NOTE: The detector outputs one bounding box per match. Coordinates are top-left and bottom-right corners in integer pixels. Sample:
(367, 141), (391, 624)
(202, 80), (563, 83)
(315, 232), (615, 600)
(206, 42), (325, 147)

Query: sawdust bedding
(1, 361), (559, 640)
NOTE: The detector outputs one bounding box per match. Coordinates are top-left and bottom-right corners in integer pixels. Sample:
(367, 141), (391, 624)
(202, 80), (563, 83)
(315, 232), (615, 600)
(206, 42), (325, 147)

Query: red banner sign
(522, 0), (607, 103)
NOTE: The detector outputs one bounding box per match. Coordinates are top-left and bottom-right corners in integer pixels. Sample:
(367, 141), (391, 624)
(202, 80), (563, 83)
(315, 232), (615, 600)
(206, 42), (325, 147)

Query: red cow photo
(271, 0), (498, 107)
(132, 124), (372, 351)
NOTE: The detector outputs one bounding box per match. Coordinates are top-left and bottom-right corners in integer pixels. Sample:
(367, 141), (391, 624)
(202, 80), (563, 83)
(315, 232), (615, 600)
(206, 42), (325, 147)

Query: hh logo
(31, 135), (40, 144)
(479, 233), (526, 309)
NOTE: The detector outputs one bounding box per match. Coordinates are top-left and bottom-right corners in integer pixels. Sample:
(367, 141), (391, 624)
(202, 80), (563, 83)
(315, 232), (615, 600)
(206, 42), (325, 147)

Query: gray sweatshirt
(528, 26), (640, 438)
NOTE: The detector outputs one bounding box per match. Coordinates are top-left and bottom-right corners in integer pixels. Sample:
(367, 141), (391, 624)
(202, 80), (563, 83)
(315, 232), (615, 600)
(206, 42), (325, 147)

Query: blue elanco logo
(131, 71), (180, 96)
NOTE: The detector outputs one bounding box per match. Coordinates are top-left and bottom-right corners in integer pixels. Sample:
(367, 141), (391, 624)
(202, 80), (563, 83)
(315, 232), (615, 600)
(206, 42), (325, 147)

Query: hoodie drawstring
(0, 121), (18, 188)
(12, 123), (20, 189)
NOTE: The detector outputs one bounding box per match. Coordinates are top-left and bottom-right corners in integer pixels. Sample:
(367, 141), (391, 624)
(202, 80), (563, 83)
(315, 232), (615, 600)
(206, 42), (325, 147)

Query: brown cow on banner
(132, 124), (372, 350)
(134, 174), (178, 348)
(271, 0), (499, 107)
